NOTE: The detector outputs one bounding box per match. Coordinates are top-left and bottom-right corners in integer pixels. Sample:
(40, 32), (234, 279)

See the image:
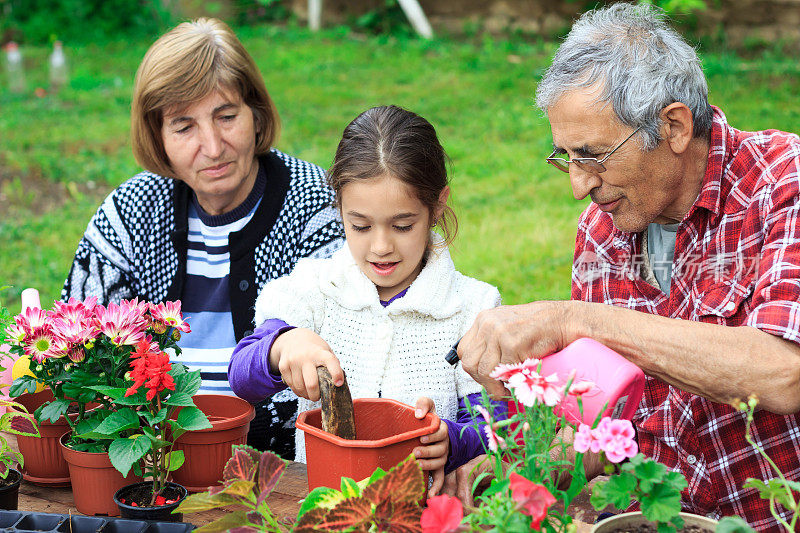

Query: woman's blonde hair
(131, 18), (280, 177)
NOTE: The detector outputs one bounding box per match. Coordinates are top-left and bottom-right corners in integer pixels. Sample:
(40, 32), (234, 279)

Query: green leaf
(632, 457), (666, 493)
(9, 376), (38, 397)
(83, 408), (140, 438)
(37, 398), (70, 424)
(176, 406), (212, 432)
(297, 487), (344, 518)
(86, 385), (128, 399)
(175, 492), (240, 513)
(141, 408), (167, 426)
(220, 479), (256, 499)
(108, 436), (150, 477)
(715, 516), (757, 533)
(193, 510), (250, 532)
(480, 477), (510, 499)
(165, 450), (185, 472)
(174, 370), (202, 397)
(640, 483), (683, 524)
(109, 389), (147, 406)
(164, 392), (195, 407)
(594, 471), (636, 510)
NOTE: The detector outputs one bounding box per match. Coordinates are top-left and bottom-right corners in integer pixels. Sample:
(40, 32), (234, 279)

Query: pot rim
(113, 480), (188, 511)
(592, 511), (719, 532)
(177, 394), (255, 433)
(296, 397), (440, 448)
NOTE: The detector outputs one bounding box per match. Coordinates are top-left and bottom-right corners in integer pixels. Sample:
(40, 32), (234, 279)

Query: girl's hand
(269, 328), (344, 402)
(413, 397), (449, 496)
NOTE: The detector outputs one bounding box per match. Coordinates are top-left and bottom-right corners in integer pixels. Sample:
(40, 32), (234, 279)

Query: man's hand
(269, 328), (344, 402)
(413, 397), (450, 496)
(442, 454), (494, 507)
(458, 302), (573, 399)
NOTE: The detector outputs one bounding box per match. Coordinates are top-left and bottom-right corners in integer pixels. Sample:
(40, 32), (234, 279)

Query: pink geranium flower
(594, 417), (638, 463)
(475, 405), (506, 452)
(148, 301), (191, 334)
(509, 473), (556, 530)
(421, 494), (464, 533)
(573, 423), (601, 454)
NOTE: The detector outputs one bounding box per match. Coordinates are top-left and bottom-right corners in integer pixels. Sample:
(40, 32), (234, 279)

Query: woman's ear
(433, 186), (450, 225)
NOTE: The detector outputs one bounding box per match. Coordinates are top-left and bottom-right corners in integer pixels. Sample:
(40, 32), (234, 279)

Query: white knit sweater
(253, 234), (501, 463)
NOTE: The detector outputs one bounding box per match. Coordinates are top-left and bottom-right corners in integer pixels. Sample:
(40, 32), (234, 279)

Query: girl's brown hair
(131, 18), (280, 178)
(327, 105), (457, 246)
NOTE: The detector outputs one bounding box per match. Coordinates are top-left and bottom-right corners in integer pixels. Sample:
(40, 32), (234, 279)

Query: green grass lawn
(1, 25), (799, 314)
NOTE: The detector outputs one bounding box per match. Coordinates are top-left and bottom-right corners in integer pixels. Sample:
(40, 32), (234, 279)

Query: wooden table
(17, 465), (605, 531)
(11, 430), (605, 531)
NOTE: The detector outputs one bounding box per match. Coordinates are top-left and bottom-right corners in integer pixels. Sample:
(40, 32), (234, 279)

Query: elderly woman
(62, 18), (342, 458)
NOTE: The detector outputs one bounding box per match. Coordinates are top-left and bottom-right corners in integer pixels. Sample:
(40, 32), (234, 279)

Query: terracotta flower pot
(13, 390), (74, 486)
(170, 394), (255, 492)
(59, 433), (142, 516)
(591, 511), (718, 532)
(296, 398), (439, 491)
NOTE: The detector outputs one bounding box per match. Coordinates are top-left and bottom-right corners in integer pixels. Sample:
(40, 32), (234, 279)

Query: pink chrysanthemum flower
(94, 300), (148, 346)
(49, 297), (97, 325)
(148, 301), (190, 334)
(24, 330), (66, 362)
(50, 317), (98, 347)
(5, 322), (27, 344)
(15, 307), (48, 337)
(475, 405), (506, 452)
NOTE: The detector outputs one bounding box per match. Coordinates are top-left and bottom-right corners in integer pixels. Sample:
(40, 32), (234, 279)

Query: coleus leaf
(340, 477), (360, 499)
(0, 462), (8, 477)
(293, 507), (329, 532)
(256, 451), (285, 506)
(193, 510), (250, 533)
(228, 528), (259, 533)
(3, 413), (40, 437)
(223, 448), (256, 483)
(316, 496), (373, 530)
(373, 500), (422, 533)
(174, 490), (238, 513)
(362, 454), (424, 505)
(297, 487), (344, 519)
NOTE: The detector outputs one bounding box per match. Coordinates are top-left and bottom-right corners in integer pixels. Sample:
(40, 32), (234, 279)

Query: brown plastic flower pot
(59, 433), (142, 516)
(296, 398), (439, 491)
(591, 511), (718, 532)
(13, 390), (74, 486)
(170, 394), (255, 492)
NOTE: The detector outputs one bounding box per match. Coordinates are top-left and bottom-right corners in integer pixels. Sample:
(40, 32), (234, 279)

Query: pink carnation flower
(490, 360), (532, 382)
(507, 368), (562, 408)
(475, 405), (506, 452)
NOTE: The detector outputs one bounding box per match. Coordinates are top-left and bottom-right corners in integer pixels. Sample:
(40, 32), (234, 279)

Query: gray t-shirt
(647, 222), (679, 295)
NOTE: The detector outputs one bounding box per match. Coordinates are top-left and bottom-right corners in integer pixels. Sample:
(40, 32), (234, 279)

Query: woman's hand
(413, 397), (450, 496)
(269, 328), (344, 401)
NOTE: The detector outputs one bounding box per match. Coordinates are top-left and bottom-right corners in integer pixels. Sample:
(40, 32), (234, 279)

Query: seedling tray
(0, 510), (194, 533)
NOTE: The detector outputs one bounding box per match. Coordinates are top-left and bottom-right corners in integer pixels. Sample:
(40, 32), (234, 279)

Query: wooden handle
(316, 366), (357, 440)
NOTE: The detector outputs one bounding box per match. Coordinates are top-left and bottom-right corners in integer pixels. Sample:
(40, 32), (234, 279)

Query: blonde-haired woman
(63, 18), (342, 458)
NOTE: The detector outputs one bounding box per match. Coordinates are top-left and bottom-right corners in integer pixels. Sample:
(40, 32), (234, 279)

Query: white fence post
(309, 0), (322, 31)
(396, 0), (433, 39)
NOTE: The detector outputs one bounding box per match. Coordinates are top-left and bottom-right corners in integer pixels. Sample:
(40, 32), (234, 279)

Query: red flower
(421, 495), (464, 533)
(124, 337), (174, 400)
(509, 473), (556, 530)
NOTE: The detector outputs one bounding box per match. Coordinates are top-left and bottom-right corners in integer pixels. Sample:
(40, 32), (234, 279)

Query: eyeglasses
(545, 126), (642, 174)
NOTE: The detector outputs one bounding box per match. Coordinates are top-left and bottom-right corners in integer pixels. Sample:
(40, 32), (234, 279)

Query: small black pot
(0, 470), (22, 510)
(113, 481), (187, 522)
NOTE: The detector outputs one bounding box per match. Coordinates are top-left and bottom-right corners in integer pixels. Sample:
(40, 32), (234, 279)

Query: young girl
(229, 105), (504, 494)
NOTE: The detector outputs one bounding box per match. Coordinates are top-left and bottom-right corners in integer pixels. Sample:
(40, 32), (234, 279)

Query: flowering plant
(422, 358), (688, 532)
(5, 298), (192, 451)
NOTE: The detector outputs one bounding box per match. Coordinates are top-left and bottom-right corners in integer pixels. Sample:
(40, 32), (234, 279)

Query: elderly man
(457, 3), (800, 529)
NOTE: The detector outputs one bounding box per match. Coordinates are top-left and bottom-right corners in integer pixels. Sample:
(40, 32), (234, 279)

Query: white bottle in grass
(49, 40), (68, 92)
(4, 41), (25, 93)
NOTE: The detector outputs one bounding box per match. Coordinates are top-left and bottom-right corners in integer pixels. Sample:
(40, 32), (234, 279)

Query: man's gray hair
(535, 3), (713, 151)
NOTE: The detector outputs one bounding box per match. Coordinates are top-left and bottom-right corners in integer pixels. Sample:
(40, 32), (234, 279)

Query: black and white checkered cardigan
(62, 149), (343, 457)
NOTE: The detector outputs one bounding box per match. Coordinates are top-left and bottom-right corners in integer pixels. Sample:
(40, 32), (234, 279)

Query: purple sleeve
(228, 319), (295, 403)
(443, 393), (508, 474)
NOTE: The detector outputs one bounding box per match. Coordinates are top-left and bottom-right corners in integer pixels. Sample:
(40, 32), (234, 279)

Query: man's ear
(660, 103), (694, 155)
(434, 186), (450, 224)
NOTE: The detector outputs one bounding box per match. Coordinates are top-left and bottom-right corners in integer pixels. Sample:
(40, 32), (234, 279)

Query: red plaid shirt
(572, 107), (800, 530)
